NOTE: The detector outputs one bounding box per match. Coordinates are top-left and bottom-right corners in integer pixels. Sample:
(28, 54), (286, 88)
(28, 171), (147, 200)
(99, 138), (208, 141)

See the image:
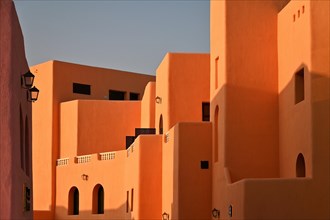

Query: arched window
(296, 153), (306, 177)
(159, 115), (163, 135)
(20, 106), (24, 170)
(214, 106), (219, 162)
(25, 116), (30, 177)
(93, 184), (104, 214)
(68, 187), (79, 215)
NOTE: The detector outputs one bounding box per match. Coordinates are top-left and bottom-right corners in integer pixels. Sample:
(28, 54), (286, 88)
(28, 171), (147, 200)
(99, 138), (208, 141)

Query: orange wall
(140, 82), (156, 128)
(156, 53), (210, 134)
(224, 1), (280, 181)
(32, 60), (154, 219)
(55, 135), (161, 220)
(155, 54), (170, 134)
(162, 123), (212, 220)
(278, 0), (312, 178)
(32, 61), (55, 218)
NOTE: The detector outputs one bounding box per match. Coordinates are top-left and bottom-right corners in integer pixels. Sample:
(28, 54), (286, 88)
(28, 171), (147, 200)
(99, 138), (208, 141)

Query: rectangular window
(126, 191), (129, 213)
(202, 102), (210, 121)
(130, 92), (139, 100)
(201, 161), (209, 169)
(73, 83), (91, 95)
(131, 188), (134, 211)
(215, 56), (219, 89)
(295, 68), (305, 104)
(109, 90), (126, 100)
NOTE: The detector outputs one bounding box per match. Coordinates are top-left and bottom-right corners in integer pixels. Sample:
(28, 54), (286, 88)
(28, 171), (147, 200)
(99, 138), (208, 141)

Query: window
(215, 56), (219, 89)
(109, 90), (126, 100)
(214, 106), (219, 162)
(93, 184), (104, 214)
(68, 187), (79, 215)
(25, 116), (30, 177)
(295, 68), (305, 104)
(131, 188), (134, 211)
(23, 184), (31, 211)
(126, 191), (129, 213)
(296, 153), (306, 177)
(20, 106), (24, 170)
(202, 102), (210, 121)
(200, 161), (209, 169)
(73, 83), (91, 95)
(130, 92), (139, 100)
(159, 115), (163, 135)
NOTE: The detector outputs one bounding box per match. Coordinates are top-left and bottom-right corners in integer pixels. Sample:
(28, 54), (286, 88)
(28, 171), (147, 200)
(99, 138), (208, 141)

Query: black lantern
(22, 71), (35, 89)
(212, 208), (220, 218)
(162, 212), (169, 220)
(27, 86), (39, 102)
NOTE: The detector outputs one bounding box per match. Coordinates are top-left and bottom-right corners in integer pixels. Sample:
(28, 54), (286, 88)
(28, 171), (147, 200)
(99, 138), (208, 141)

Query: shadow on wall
(220, 68), (329, 219)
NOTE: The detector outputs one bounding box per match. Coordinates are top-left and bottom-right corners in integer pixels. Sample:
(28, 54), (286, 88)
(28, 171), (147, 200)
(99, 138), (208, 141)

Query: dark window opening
(109, 90), (126, 100)
(126, 136), (135, 149)
(202, 102), (210, 121)
(201, 161), (209, 169)
(25, 116), (30, 177)
(215, 56), (219, 89)
(214, 106), (219, 162)
(24, 185), (31, 211)
(295, 68), (305, 104)
(131, 188), (134, 211)
(135, 128), (156, 137)
(73, 83), (91, 95)
(130, 92), (139, 100)
(126, 191), (129, 213)
(20, 106), (24, 170)
(68, 187), (79, 215)
(159, 115), (163, 135)
(296, 153), (306, 177)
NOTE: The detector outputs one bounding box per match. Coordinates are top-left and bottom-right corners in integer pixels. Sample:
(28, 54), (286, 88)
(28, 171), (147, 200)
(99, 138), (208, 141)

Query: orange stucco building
(32, 1), (329, 220)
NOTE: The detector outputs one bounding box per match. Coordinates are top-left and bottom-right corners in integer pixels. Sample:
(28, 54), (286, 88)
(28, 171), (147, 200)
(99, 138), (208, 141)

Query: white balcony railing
(99, 152), (115, 160)
(56, 158), (69, 166)
(75, 155), (91, 164)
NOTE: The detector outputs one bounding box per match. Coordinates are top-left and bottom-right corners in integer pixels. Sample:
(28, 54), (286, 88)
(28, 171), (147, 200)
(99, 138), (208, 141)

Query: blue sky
(14, 0), (210, 75)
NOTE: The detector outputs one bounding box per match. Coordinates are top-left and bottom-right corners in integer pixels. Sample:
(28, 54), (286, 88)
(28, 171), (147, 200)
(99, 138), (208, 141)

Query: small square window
(200, 161), (209, 169)
(130, 92), (139, 100)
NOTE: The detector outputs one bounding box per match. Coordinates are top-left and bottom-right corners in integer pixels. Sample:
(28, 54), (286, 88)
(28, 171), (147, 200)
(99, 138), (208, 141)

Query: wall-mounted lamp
(162, 212), (169, 220)
(22, 70), (39, 102)
(155, 96), (162, 104)
(212, 208), (220, 218)
(27, 86), (39, 102)
(21, 71), (35, 89)
(81, 174), (88, 181)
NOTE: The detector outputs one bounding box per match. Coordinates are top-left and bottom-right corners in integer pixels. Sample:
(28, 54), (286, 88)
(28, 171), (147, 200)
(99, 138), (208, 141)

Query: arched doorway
(93, 184), (104, 214)
(296, 153), (306, 177)
(68, 187), (79, 215)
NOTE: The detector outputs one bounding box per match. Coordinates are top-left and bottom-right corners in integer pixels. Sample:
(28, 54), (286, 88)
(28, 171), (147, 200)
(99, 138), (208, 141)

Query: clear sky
(14, 0), (210, 75)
